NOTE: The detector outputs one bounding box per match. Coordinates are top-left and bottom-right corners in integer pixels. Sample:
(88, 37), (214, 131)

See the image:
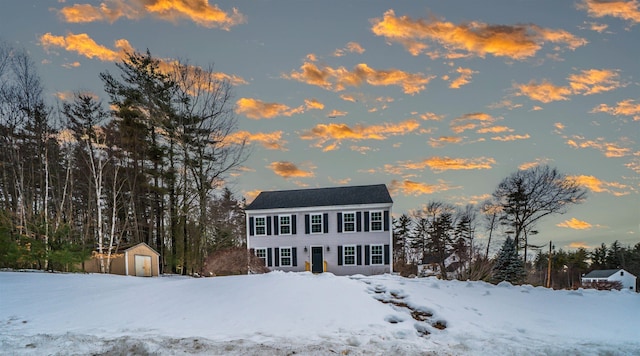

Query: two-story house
(245, 184), (393, 276)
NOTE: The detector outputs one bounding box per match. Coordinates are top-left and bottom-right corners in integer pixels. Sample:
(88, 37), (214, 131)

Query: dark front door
(311, 246), (323, 273)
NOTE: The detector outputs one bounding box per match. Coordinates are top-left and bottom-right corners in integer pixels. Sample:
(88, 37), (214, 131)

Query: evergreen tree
(491, 237), (526, 284)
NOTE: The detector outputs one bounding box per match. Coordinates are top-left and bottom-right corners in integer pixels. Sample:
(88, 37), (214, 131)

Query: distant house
(82, 242), (160, 277)
(581, 269), (637, 292)
(417, 253), (464, 278)
(245, 184), (393, 276)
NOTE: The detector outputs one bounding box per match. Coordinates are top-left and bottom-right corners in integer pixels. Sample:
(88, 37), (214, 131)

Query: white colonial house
(245, 184), (393, 276)
(581, 269), (637, 292)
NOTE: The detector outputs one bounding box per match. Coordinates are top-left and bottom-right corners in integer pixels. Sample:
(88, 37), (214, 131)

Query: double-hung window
(343, 212), (355, 232)
(280, 247), (292, 267)
(255, 248), (267, 266)
(310, 214), (323, 233)
(254, 217), (266, 236)
(370, 211), (383, 231)
(344, 245), (356, 265)
(279, 215), (291, 235)
(370, 244), (383, 265)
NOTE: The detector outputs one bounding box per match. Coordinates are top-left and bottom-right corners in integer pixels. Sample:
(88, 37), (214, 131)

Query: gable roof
(245, 184), (392, 210)
(582, 269), (623, 279)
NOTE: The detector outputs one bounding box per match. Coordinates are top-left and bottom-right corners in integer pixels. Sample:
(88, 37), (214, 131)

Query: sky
(1, 271), (639, 354)
(0, 0), (638, 253)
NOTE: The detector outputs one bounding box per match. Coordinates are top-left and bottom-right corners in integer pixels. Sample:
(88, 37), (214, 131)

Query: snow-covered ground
(1, 271), (638, 355)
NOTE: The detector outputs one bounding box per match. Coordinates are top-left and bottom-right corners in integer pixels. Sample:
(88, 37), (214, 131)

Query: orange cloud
(58, 0), (246, 30)
(591, 99), (640, 121)
(568, 69), (621, 95)
(569, 174), (630, 196)
(226, 130), (287, 151)
(236, 98), (304, 119)
(477, 125), (513, 134)
(370, 9), (586, 59)
(389, 179), (459, 196)
(327, 109), (348, 118)
(514, 79), (572, 103)
(334, 41), (366, 56)
(519, 158), (552, 170)
(566, 136), (632, 157)
(450, 112), (497, 133)
(557, 218), (593, 230)
(284, 61), (435, 94)
(420, 112), (445, 121)
(304, 98), (324, 110)
(387, 156), (496, 174)
(269, 161), (314, 179)
(491, 134), (531, 141)
(300, 120), (420, 151)
(40, 32), (131, 61)
(448, 67), (477, 88)
(577, 0), (640, 24)
(568, 241), (592, 249)
(428, 136), (463, 148)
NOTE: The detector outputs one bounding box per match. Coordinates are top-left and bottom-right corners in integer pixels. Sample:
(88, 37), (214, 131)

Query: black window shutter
(273, 217), (279, 235)
(305, 214), (310, 234)
(338, 245), (343, 265)
(364, 245), (370, 265)
(274, 247), (280, 267)
(249, 217), (254, 236)
(364, 212), (370, 232)
(337, 213), (343, 233)
(292, 215), (297, 234)
(323, 213), (329, 233)
(384, 210), (390, 231)
(292, 247), (297, 267)
(266, 216), (272, 235)
(356, 245), (362, 265)
(384, 244), (390, 265)
(267, 248), (273, 267)
(356, 212), (362, 232)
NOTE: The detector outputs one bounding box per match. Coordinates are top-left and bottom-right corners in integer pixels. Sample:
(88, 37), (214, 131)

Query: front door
(311, 246), (323, 273)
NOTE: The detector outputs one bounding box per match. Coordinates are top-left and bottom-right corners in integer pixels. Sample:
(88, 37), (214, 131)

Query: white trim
(254, 215), (267, 236)
(279, 246), (293, 267)
(343, 244), (356, 266)
(342, 211), (356, 233)
(310, 213), (323, 234)
(370, 244), (384, 265)
(278, 214), (292, 235)
(125, 250), (129, 276)
(246, 202), (392, 215)
(369, 210), (383, 232)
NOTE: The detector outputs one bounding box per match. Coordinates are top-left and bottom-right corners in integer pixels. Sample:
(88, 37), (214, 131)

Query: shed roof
(582, 269), (622, 279)
(245, 184), (392, 210)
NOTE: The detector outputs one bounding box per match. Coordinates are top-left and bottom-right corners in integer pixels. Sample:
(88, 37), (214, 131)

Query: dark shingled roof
(582, 269), (620, 278)
(246, 184), (392, 210)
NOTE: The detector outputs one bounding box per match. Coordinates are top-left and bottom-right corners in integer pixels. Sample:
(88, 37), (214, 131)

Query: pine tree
(491, 237), (526, 284)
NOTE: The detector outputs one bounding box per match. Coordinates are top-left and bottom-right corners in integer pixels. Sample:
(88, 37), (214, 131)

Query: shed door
(135, 255), (152, 277)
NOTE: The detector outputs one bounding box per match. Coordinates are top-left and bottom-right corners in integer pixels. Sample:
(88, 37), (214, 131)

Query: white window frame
(343, 212), (356, 233)
(254, 216), (266, 236)
(280, 247), (292, 267)
(279, 215), (292, 235)
(343, 245), (356, 266)
(310, 214), (323, 234)
(255, 248), (267, 266)
(370, 244), (383, 265)
(370, 210), (383, 232)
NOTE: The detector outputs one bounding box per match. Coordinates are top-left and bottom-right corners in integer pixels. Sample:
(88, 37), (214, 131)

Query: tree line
(0, 41), (247, 274)
(393, 164), (640, 289)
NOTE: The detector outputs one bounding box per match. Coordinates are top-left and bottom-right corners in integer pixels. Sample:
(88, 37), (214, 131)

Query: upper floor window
(343, 212), (355, 232)
(370, 244), (383, 265)
(279, 215), (291, 235)
(311, 214), (323, 234)
(370, 211), (383, 231)
(255, 216), (266, 236)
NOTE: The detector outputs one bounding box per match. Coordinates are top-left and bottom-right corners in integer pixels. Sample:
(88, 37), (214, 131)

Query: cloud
(569, 174), (630, 196)
(304, 98), (325, 110)
(420, 112), (445, 121)
(518, 158), (553, 170)
(428, 136), (463, 148)
(565, 136), (632, 157)
(370, 9), (586, 60)
(333, 41), (366, 56)
(514, 68), (622, 103)
(568, 241), (592, 249)
(328, 177), (352, 185)
(448, 67), (477, 89)
(300, 119), (420, 151)
(591, 98), (640, 121)
(236, 98), (304, 119)
(58, 0), (246, 30)
(389, 179), (459, 196)
(476, 125), (514, 134)
(386, 156), (496, 174)
(327, 109), (348, 118)
(450, 112), (497, 133)
(268, 161), (315, 179)
(577, 0), (640, 24)
(491, 134), (531, 141)
(226, 130), (287, 151)
(40, 32), (132, 61)
(284, 61), (435, 94)
(557, 218), (593, 230)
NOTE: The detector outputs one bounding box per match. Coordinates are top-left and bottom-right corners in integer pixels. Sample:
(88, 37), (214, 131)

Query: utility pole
(546, 241), (552, 288)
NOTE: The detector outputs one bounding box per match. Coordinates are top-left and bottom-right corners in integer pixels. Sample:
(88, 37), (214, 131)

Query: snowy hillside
(1, 271), (638, 355)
